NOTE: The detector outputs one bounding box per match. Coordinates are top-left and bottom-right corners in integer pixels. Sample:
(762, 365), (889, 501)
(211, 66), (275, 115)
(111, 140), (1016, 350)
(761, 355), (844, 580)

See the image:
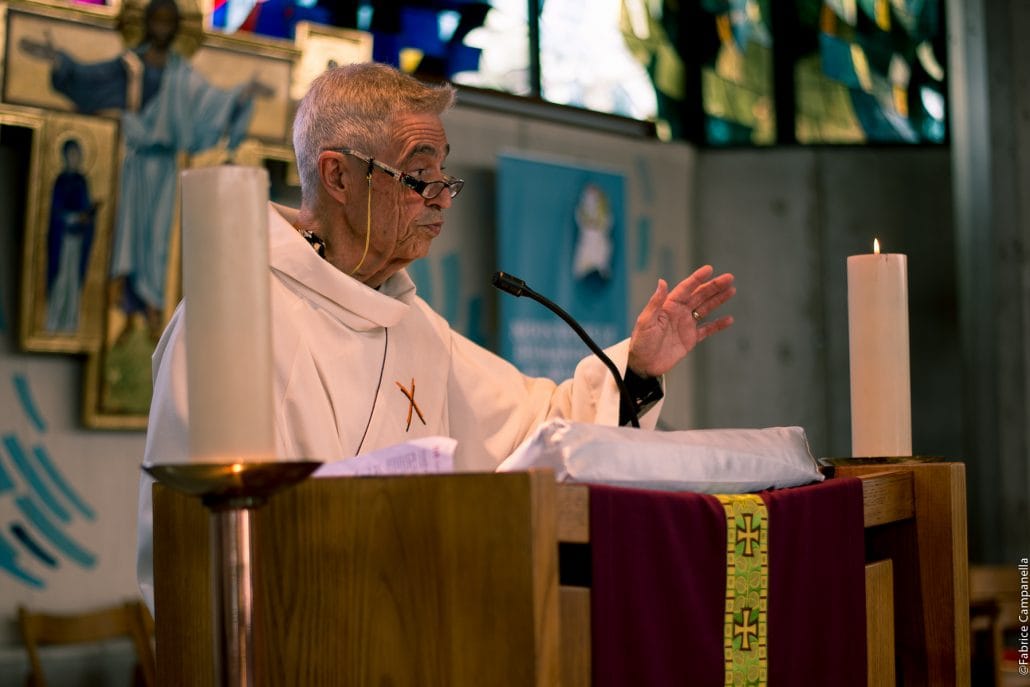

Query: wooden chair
(17, 600), (156, 687)
(969, 565), (1022, 686)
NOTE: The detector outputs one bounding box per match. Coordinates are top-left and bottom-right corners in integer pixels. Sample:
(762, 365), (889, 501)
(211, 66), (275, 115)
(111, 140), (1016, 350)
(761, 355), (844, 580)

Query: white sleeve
(444, 326), (663, 472)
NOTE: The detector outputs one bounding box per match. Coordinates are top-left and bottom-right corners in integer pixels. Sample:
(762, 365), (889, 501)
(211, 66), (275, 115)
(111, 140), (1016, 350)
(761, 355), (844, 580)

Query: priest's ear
(316, 151), (349, 204)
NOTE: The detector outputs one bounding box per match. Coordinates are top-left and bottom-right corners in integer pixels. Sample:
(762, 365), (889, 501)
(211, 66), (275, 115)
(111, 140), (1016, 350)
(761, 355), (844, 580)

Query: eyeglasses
(327, 147), (464, 200)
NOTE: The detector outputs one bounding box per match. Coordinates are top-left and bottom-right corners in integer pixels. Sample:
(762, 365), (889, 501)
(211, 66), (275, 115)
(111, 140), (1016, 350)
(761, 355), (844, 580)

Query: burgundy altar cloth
(589, 478), (867, 686)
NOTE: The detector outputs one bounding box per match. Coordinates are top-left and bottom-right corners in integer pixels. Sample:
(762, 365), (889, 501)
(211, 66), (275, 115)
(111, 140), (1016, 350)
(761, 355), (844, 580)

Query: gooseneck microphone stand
(492, 271), (640, 428)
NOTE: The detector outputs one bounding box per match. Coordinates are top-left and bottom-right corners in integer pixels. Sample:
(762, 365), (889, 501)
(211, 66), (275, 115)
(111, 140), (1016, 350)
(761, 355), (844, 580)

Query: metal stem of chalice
(144, 461), (321, 687)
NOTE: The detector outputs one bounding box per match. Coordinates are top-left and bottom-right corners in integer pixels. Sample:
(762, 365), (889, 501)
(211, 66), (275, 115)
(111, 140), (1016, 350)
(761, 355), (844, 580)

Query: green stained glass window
(794, 0), (946, 143)
(697, 0), (776, 146)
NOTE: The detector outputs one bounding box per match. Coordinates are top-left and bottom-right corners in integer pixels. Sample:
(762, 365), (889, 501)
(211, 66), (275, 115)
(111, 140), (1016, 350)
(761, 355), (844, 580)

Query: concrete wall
(693, 147), (962, 462)
(947, 0), (1030, 564)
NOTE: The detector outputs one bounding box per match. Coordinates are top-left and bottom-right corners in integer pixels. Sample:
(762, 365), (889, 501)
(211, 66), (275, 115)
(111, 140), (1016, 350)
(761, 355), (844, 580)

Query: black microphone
(491, 271), (640, 428)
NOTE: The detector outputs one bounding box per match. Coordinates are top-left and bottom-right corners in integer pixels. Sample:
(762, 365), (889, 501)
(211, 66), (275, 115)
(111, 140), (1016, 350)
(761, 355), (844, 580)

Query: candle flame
(873, 238), (880, 254)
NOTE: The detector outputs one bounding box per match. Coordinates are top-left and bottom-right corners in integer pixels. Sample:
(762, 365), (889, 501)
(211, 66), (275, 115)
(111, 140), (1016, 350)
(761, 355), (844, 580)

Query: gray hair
(292, 62), (456, 201)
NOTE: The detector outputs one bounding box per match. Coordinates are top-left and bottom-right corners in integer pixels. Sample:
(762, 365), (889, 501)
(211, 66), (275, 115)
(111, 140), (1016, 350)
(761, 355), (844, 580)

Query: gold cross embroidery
(737, 513), (761, 557)
(395, 378), (426, 431)
(733, 607), (759, 651)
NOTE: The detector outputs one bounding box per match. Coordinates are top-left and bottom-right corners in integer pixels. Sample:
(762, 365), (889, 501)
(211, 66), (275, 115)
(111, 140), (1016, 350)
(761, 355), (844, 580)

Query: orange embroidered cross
(395, 378), (425, 431)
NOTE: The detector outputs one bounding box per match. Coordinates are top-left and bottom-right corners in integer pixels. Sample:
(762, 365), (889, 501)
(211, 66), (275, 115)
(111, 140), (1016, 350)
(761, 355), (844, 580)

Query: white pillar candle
(181, 165), (275, 463)
(847, 239), (912, 457)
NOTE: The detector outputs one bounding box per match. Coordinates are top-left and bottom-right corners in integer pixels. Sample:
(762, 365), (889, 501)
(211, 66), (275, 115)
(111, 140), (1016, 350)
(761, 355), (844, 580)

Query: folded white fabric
(496, 419), (823, 493)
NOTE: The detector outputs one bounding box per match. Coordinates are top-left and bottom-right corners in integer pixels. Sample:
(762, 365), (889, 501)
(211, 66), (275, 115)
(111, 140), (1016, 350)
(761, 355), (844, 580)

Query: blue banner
(497, 154), (627, 381)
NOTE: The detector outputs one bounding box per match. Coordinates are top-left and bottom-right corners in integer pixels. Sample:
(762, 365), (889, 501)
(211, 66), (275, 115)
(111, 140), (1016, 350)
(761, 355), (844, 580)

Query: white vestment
(137, 202), (662, 610)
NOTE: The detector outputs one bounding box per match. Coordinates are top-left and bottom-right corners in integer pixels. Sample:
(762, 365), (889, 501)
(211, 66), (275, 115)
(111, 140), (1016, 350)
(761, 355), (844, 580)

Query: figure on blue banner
(572, 183), (614, 280)
(44, 137), (98, 333)
(498, 154), (635, 380)
(19, 0), (274, 340)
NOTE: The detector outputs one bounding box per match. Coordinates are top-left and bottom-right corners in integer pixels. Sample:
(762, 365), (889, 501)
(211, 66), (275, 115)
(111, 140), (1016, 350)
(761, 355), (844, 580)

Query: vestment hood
(267, 202), (416, 331)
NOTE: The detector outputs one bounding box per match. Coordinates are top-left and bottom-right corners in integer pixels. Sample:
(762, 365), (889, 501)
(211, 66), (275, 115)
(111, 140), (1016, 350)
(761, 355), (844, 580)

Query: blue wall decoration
(1, 375), (96, 589)
(497, 154), (628, 381)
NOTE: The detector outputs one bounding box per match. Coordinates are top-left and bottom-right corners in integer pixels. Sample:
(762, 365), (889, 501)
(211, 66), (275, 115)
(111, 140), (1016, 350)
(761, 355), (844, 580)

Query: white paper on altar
(313, 437), (457, 477)
(497, 419), (823, 493)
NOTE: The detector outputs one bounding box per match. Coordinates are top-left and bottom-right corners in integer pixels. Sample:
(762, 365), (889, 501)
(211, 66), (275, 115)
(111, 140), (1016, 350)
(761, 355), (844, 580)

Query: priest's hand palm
(627, 265), (736, 378)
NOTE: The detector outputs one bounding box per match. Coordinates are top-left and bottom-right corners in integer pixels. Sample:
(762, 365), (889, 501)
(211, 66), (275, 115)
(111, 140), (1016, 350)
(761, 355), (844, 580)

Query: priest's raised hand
(627, 265), (736, 378)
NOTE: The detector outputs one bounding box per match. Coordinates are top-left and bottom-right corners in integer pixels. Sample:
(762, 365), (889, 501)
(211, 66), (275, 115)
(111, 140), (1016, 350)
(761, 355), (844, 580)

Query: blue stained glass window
(207, 1), (506, 87)
(208, 0), (330, 37)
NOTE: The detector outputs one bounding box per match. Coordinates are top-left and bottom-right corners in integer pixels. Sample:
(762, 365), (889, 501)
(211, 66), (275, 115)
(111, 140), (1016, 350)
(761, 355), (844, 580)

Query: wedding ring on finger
(691, 309), (702, 322)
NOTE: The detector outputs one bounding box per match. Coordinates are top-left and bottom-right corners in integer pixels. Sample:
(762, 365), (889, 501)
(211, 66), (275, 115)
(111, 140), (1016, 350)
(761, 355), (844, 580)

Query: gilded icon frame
(188, 30), (299, 144)
(16, 109), (120, 353)
(2, 1), (123, 114)
(290, 20), (372, 101)
(3, 0), (301, 428)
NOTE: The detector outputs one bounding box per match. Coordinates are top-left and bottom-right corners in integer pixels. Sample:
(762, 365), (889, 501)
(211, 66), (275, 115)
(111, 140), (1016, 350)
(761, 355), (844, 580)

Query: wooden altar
(152, 462), (969, 686)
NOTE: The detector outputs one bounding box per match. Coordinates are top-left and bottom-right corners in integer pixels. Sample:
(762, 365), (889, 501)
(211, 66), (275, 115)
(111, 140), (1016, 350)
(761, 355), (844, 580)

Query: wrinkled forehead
(382, 112), (450, 164)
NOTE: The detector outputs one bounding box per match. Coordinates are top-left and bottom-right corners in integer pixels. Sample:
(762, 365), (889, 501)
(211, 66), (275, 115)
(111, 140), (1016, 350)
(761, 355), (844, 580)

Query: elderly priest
(136, 62), (736, 610)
